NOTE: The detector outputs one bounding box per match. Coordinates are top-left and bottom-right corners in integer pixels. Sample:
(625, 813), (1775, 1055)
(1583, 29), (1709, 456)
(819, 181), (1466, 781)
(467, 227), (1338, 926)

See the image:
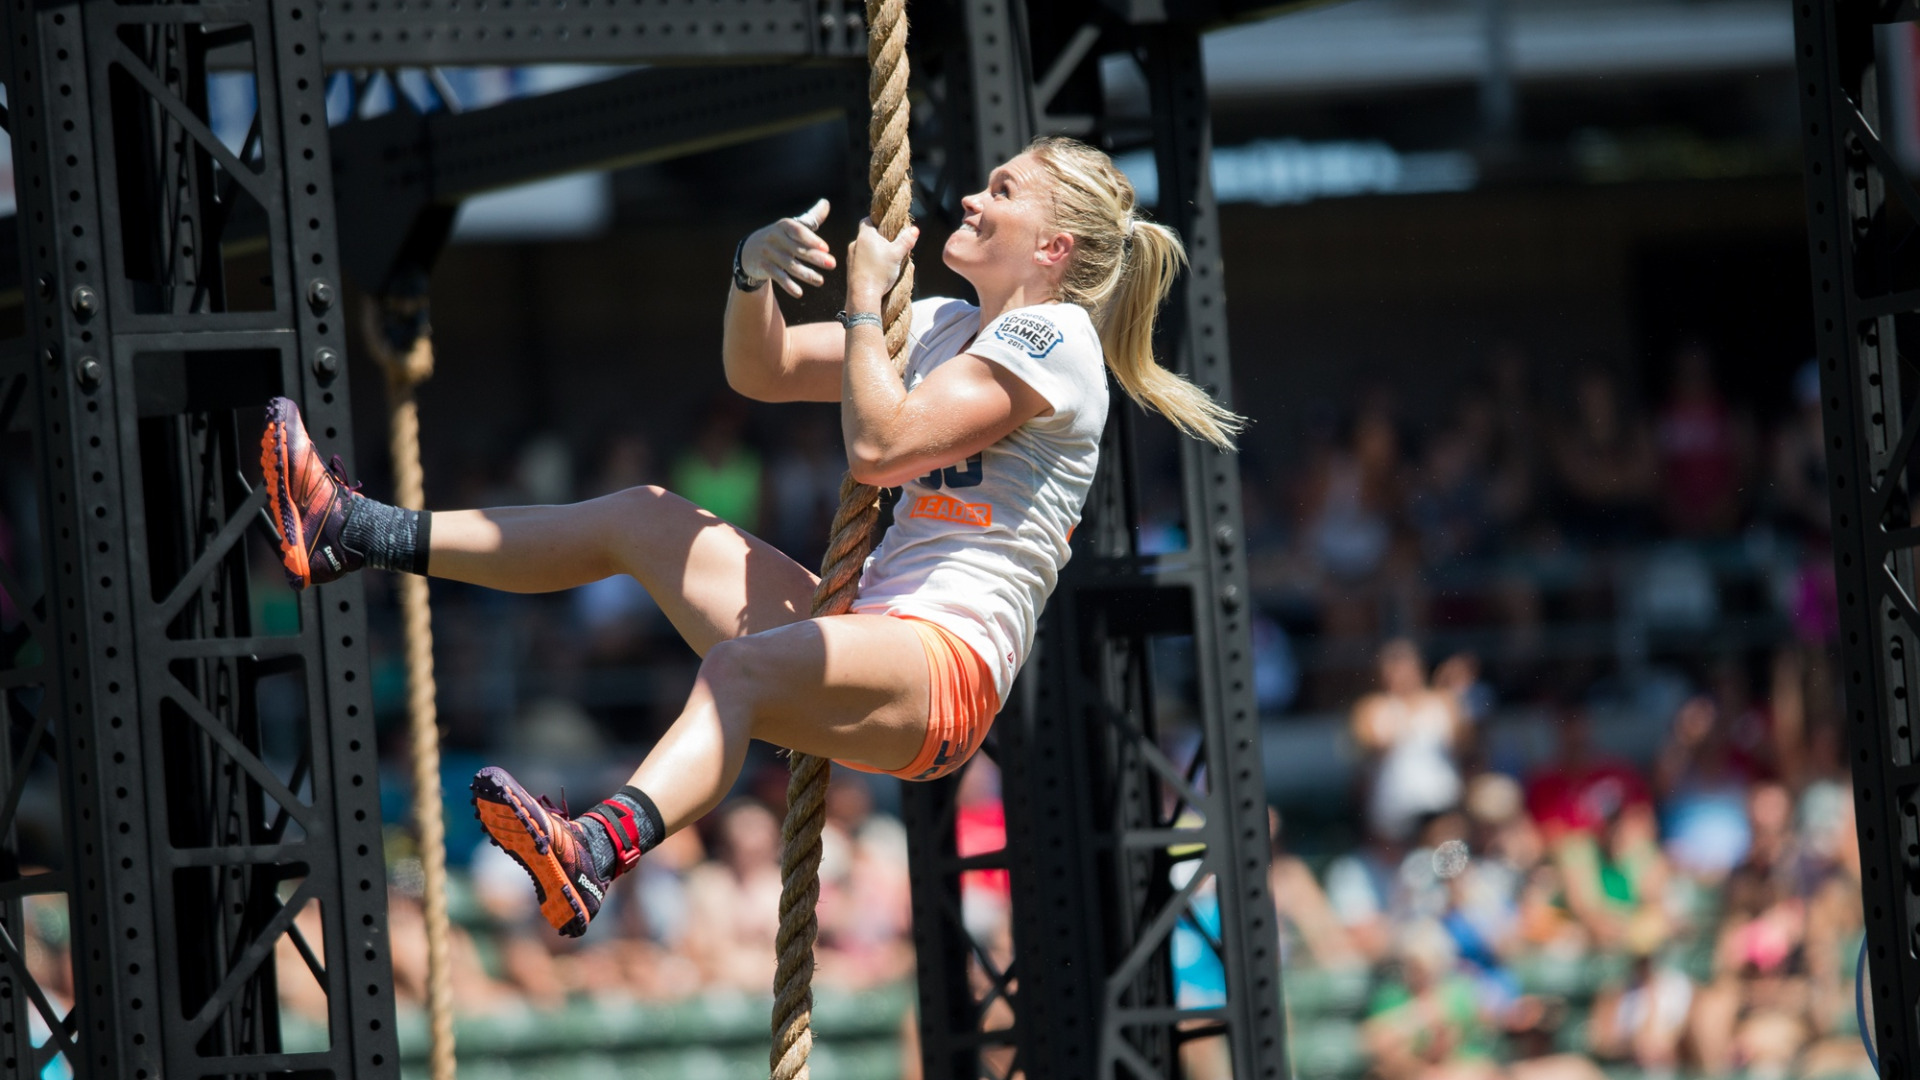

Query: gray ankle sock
(581, 819), (617, 879)
(581, 786), (665, 880)
(342, 501), (431, 575)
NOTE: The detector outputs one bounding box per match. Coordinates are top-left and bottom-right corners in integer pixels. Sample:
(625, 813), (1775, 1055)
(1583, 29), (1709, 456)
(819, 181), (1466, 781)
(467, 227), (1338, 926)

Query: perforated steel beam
(1000, 32), (1284, 1078)
(332, 61), (865, 290)
(1796, 2), (1920, 1074)
(313, 0), (868, 67)
(1131, 29), (1284, 1077)
(0, 0), (400, 1073)
(899, 5), (1284, 1076)
(311, 0), (1315, 68)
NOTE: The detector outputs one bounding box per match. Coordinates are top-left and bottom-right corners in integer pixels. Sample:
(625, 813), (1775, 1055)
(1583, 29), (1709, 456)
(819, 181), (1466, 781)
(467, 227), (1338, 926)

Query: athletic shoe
(260, 396), (364, 590)
(471, 765), (612, 937)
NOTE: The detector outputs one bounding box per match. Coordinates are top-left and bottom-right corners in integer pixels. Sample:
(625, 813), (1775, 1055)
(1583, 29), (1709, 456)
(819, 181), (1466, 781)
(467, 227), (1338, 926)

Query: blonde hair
(1026, 136), (1245, 450)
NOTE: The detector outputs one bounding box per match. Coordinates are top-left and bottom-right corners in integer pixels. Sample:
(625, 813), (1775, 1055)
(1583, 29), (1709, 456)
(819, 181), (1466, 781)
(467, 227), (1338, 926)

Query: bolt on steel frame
(1797, 1), (1920, 1075)
(0, 0), (1290, 1073)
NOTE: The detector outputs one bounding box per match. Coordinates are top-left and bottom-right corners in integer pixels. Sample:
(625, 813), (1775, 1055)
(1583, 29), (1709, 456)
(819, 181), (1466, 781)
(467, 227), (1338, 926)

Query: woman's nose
(960, 192), (983, 214)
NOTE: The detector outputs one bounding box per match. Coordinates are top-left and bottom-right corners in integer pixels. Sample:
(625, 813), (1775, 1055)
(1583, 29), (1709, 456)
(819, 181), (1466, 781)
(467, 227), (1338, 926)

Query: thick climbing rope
(361, 285), (458, 1080)
(770, 0), (912, 1072)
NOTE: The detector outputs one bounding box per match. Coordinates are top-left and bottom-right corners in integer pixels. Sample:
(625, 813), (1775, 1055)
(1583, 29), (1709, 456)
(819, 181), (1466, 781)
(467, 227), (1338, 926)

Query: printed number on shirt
(920, 453), (984, 490)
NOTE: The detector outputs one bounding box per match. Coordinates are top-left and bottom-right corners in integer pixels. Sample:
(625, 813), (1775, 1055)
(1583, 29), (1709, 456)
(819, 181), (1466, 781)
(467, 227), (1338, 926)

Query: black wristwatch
(732, 236), (767, 293)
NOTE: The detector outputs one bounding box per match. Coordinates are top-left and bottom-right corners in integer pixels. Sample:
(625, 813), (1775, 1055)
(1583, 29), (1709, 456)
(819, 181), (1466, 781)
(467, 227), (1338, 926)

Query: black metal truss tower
(900, 9), (1287, 1079)
(1799, 2), (1920, 1075)
(0, 0), (398, 1075)
(0, 0), (1297, 1074)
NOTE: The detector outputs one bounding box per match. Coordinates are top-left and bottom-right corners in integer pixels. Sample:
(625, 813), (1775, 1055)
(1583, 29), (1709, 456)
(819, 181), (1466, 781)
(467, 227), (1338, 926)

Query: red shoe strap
(582, 808), (643, 874)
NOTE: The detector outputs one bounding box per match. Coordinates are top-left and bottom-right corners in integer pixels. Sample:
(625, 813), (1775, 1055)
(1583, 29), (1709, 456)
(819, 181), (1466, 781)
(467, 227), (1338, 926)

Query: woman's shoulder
(979, 302), (1102, 363)
(986, 300), (1096, 332)
(910, 296), (979, 343)
(913, 295), (978, 321)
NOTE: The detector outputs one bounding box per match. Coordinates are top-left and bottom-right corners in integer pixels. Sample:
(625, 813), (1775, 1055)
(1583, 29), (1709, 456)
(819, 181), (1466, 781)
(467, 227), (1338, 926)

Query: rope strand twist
(772, 0), (911, 1072)
(361, 288), (456, 1080)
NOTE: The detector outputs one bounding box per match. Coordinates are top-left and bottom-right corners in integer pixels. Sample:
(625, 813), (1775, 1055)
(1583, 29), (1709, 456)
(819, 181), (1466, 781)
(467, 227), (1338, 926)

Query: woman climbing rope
(260, 137), (1243, 938)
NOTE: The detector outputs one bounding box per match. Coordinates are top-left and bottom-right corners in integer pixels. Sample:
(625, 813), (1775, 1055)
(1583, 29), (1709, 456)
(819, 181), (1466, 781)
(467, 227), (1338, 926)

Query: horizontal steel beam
(311, 0), (1322, 67)
(314, 0), (868, 67)
(409, 63), (861, 200)
(332, 61), (864, 287)
(0, 62), (866, 303)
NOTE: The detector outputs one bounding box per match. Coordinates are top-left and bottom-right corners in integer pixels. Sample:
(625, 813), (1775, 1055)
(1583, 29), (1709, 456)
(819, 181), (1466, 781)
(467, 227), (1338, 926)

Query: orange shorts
(840, 615), (999, 782)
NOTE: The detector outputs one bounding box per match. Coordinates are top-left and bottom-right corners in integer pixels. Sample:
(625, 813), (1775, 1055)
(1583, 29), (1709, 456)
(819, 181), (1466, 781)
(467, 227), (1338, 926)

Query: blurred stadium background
(3, 0), (1887, 1076)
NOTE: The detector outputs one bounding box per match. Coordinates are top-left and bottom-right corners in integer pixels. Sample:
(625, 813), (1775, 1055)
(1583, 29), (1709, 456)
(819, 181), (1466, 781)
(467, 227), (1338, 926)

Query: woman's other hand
(739, 199), (837, 298)
(845, 217), (919, 310)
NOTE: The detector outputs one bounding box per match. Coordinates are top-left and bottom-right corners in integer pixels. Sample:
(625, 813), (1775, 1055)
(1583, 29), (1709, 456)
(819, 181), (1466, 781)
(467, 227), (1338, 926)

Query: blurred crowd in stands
(1248, 636), (1868, 1080)
(1218, 340), (1861, 1080)
(1237, 339), (1835, 711)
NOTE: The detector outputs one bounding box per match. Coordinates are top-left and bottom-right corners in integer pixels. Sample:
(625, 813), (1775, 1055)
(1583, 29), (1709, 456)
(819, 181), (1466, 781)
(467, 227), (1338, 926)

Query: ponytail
(1101, 220), (1243, 449)
(1026, 136), (1246, 450)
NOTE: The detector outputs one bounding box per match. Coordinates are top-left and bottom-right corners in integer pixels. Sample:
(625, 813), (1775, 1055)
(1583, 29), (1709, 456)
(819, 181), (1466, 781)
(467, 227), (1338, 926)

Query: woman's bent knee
(610, 483), (670, 514)
(596, 484), (672, 571)
(698, 637), (769, 724)
(700, 630), (829, 742)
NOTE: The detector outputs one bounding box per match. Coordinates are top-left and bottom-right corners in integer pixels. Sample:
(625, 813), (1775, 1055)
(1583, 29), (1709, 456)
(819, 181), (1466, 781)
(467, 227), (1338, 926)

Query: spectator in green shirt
(671, 398), (764, 534)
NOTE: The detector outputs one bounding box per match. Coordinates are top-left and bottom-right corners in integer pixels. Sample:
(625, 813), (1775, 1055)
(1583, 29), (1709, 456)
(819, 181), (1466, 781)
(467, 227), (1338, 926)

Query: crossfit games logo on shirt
(992, 312), (1062, 358)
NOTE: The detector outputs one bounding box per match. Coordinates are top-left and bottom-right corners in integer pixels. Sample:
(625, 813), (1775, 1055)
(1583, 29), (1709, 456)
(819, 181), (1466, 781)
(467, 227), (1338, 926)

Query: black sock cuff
(617, 785), (665, 855)
(342, 499), (428, 576)
(413, 509), (432, 576)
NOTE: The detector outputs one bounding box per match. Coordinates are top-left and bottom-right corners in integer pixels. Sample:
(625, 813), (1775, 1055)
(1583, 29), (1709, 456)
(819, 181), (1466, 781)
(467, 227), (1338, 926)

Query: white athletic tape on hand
(795, 198), (828, 233)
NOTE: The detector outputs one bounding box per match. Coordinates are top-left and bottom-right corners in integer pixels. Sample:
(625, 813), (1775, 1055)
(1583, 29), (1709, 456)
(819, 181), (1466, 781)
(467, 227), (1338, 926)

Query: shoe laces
(538, 788), (572, 821)
(325, 454), (364, 493)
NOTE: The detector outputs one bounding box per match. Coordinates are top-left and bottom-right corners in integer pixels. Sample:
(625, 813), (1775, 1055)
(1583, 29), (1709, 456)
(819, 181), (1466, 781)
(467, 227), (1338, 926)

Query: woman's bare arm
(843, 343), (1051, 486)
(720, 200), (846, 403)
(721, 286), (845, 402)
(837, 219), (1050, 486)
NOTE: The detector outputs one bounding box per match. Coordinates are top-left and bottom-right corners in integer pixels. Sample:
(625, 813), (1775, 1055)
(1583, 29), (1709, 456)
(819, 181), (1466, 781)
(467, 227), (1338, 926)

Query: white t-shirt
(852, 297), (1109, 701)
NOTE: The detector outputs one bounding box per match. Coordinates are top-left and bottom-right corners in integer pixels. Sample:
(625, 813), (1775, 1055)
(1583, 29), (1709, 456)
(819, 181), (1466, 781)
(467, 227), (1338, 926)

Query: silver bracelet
(836, 310), (882, 330)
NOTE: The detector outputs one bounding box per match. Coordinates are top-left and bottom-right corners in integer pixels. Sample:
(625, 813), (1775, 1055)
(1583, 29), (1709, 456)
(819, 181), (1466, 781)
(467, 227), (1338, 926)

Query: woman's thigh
(606, 486), (823, 656)
(720, 613), (931, 774)
(431, 485), (822, 657)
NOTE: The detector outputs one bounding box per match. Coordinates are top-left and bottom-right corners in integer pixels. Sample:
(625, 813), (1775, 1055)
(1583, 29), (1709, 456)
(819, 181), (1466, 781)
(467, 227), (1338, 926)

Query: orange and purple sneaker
(471, 765), (616, 937)
(260, 396), (365, 590)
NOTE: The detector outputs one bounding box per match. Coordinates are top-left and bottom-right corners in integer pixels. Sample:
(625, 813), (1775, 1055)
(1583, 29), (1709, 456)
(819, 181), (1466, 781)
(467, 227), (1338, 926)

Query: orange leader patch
(909, 493), (992, 527)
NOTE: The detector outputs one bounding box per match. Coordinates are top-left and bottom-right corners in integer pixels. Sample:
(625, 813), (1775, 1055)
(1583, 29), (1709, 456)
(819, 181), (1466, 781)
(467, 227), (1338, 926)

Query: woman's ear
(1036, 231), (1074, 269)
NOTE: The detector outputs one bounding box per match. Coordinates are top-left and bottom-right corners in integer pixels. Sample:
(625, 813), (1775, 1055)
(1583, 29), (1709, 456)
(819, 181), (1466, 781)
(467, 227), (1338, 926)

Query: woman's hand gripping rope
(845, 216), (920, 312)
(740, 199), (838, 298)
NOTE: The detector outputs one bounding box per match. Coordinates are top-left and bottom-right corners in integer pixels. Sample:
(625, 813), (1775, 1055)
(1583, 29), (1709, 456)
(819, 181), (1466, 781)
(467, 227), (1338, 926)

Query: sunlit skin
(939, 154), (1077, 316)
(424, 155), (1088, 834)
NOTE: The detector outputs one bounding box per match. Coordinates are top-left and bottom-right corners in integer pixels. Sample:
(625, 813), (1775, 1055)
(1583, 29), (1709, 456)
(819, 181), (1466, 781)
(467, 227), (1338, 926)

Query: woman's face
(945, 152), (1067, 290)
